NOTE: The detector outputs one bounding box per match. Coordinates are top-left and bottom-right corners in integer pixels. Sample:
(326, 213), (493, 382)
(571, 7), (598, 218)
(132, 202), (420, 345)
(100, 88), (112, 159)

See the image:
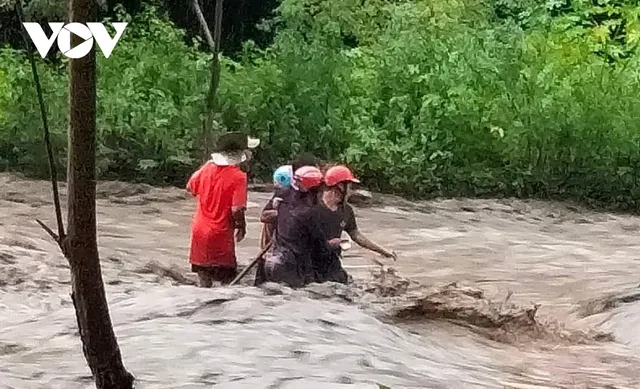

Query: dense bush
(0, 6), (211, 184)
(2, 0), (640, 210)
(223, 0), (640, 209)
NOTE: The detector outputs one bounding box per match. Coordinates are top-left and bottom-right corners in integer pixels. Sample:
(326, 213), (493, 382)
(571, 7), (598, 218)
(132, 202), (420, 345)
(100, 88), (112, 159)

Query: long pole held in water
(229, 240), (273, 286)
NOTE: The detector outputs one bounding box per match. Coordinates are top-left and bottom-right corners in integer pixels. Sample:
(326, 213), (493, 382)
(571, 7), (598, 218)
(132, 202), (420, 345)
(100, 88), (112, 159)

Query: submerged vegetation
(2, 0), (640, 209)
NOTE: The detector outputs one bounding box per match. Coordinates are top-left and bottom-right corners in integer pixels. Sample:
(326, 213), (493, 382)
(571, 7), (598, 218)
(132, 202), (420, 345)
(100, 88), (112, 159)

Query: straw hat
(210, 132), (260, 166)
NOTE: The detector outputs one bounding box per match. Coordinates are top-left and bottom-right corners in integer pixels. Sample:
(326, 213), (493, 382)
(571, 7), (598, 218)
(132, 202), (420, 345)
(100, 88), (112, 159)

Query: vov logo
(22, 22), (128, 59)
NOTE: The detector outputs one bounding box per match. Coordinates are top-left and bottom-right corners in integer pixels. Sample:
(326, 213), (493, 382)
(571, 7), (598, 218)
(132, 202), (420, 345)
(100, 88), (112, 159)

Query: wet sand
(1, 173), (640, 388)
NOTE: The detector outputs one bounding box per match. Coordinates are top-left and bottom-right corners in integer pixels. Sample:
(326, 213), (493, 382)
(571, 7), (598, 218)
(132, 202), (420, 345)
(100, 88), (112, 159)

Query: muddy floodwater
(1, 173), (640, 388)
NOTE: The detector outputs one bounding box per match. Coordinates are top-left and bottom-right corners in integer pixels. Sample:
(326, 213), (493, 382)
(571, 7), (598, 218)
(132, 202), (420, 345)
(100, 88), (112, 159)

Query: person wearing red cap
(260, 166), (338, 288)
(313, 165), (397, 283)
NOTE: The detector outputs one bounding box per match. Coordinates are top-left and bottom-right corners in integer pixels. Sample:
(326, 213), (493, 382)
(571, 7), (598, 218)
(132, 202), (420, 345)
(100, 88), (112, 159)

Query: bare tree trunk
(193, 0), (224, 161)
(64, 0), (134, 387)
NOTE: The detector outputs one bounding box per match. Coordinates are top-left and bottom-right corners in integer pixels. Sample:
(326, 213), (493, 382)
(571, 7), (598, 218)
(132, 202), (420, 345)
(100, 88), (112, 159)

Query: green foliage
(221, 0), (640, 209)
(3, 0), (640, 210)
(0, 47), (67, 175)
(95, 5), (210, 183)
(550, 0), (640, 62)
(22, 0), (66, 20)
(0, 5), (211, 185)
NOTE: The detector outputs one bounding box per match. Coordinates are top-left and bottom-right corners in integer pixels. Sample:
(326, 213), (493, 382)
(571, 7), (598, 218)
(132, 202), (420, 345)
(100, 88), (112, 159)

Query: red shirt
(187, 163), (247, 267)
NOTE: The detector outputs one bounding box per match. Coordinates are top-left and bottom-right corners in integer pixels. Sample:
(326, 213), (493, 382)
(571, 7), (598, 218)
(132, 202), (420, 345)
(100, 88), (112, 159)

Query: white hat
(210, 132), (260, 166)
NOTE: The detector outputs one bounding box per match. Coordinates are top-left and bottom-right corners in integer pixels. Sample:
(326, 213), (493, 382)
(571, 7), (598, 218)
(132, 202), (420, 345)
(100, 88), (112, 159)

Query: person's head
(273, 165), (293, 189)
(292, 166), (323, 206)
(323, 165), (360, 204)
(210, 132), (260, 167)
(292, 152), (318, 173)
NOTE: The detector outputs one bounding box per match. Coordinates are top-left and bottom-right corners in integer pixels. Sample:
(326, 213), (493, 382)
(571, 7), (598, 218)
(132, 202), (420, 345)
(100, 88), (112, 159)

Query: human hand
(382, 250), (398, 261)
(328, 238), (342, 248)
(235, 228), (246, 242)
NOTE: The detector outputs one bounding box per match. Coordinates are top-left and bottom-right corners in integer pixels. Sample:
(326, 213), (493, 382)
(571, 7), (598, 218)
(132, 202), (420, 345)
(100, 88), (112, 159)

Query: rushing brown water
(1, 173), (640, 388)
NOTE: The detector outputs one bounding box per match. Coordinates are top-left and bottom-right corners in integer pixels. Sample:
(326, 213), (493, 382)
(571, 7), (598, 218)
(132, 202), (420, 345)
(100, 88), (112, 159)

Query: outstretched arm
(348, 228), (397, 260)
(343, 205), (396, 260)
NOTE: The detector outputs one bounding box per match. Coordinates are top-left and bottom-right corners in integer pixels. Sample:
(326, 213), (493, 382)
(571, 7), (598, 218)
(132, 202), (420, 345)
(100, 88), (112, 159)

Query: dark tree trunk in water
(65, 0), (134, 387)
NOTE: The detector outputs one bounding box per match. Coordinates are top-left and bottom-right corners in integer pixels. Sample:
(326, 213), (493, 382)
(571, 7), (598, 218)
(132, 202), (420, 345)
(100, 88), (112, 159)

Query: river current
(1, 173), (639, 388)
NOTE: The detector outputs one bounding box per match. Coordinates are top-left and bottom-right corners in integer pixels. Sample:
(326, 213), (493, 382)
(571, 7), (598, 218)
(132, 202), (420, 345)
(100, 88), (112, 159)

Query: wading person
(187, 132), (260, 287)
(259, 165), (293, 250)
(259, 152), (320, 230)
(255, 153), (320, 286)
(261, 166), (337, 288)
(313, 165), (397, 283)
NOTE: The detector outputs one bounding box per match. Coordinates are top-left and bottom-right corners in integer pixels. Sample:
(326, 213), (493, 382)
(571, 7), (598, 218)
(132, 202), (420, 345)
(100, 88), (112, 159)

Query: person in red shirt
(187, 132), (260, 287)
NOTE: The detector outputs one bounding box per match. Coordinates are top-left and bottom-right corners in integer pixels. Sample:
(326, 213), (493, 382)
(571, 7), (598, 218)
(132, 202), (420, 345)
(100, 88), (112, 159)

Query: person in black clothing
(260, 166), (339, 288)
(259, 165), (293, 250)
(259, 152), (319, 229)
(254, 153), (321, 286)
(312, 165), (397, 284)
(311, 196), (357, 284)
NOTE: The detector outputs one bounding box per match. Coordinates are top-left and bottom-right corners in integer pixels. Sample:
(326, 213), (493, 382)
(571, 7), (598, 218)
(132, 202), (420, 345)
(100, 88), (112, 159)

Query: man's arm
(186, 165), (204, 196)
(232, 173), (248, 242)
(232, 207), (247, 232)
(259, 195), (280, 223)
(344, 206), (396, 259)
(260, 189), (287, 223)
(260, 209), (278, 223)
(348, 229), (393, 257)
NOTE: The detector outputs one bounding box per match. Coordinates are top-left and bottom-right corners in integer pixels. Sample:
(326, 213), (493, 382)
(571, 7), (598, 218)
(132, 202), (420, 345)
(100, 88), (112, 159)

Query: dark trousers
(313, 250), (349, 284)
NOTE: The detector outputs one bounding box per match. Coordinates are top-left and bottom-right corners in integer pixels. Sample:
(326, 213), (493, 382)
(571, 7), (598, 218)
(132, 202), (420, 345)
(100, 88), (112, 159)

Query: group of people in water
(186, 132), (397, 288)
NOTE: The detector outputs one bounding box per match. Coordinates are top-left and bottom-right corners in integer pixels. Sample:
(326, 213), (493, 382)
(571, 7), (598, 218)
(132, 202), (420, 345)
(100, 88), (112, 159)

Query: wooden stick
(229, 240), (272, 286)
